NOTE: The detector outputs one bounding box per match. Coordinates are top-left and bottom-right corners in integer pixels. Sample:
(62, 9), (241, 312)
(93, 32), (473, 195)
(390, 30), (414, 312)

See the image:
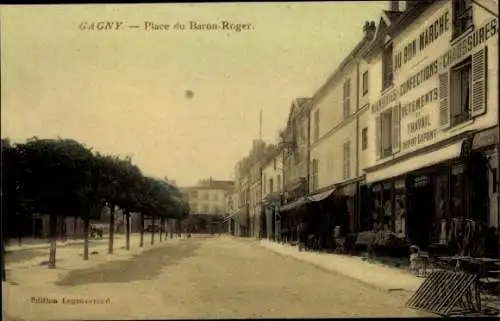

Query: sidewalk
(6, 239), (88, 253)
(260, 239), (424, 292)
(5, 233), (159, 253)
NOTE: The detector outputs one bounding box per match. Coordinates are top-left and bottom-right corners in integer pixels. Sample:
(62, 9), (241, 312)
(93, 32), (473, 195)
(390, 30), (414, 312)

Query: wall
(357, 107), (372, 174)
(187, 188), (228, 215)
(309, 56), (363, 190)
(262, 153), (283, 198)
(367, 0), (498, 171)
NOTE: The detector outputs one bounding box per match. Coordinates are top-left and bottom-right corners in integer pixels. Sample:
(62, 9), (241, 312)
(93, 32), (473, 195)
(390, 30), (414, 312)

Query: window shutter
(375, 116), (381, 160)
(439, 72), (451, 130)
(392, 103), (401, 154)
(471, 47), (487, 117)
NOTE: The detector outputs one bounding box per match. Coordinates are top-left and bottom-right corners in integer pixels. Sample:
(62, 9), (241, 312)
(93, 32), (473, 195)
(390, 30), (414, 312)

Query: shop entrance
(408, 175), (434, 250)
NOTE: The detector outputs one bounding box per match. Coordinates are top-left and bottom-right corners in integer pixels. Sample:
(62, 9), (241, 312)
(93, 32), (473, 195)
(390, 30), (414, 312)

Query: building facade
(363, 0), (498, 252)
(281, 98), (312, 203)
(308, 20), (377, 236)
(228, 0), (499, 257)
(261, 147), (284, 239)
(182, 178), (234, 216)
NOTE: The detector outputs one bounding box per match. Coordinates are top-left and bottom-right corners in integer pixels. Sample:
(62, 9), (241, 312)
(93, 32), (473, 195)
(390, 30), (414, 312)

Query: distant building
(181, 178), (234, 216)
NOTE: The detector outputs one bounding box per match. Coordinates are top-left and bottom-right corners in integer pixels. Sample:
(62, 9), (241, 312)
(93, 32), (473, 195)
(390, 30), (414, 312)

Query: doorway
(408, 175), (434, 250)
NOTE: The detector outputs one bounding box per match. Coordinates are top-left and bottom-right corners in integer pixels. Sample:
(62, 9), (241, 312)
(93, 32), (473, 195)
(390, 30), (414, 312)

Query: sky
(1, 2), (388, 187)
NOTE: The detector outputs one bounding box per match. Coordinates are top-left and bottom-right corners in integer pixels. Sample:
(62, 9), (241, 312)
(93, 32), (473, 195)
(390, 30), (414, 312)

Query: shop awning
(223, 208), (248, 226)
(472, 127), (498, 150)
(280, 188), (335, 212)
(280, 197), (308, 212)
(307, 188), (336, 202)
(365, 139), (466, 184)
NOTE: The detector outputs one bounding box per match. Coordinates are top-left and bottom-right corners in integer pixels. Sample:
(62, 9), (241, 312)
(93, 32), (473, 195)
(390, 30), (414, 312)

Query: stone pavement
(260, 239), (424, 292)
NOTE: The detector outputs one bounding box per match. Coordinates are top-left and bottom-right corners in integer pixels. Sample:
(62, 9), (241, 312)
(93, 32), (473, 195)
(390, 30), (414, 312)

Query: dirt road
(3, 235), (420, 319)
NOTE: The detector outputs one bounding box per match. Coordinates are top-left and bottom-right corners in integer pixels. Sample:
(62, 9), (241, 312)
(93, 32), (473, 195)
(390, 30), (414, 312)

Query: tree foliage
(1, 137), (189, 236)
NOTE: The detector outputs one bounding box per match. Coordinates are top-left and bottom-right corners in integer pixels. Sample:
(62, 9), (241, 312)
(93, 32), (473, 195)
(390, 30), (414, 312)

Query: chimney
(389, 1), (400, 11)
(363, 21), (376, 40)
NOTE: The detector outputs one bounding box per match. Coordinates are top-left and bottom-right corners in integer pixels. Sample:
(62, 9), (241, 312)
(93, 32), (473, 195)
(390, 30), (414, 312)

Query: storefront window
(382, 184), (392, 232)
(371, 185), (382, 231)
(435, 174), (450, 244)
(451, 165), (465, 219)
(394, 179), (406, 239)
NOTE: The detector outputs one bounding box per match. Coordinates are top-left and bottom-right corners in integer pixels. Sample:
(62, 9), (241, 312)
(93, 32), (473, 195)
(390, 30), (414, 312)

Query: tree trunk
(151, 215), (155, 245)
(2, 238), (6, 281)
(73, 217), (78, 240)
(140, 213), (144, 248)
(48, 214), (57, 269)
(108, 205), (115, 254)
(159, 218), (164, 242)
(125, 211), (130, 250)
(60, 217), (66, 242)
(16, 215), (21, 246)
(83, 216), (90, 261)
(169, 219), (173, 239)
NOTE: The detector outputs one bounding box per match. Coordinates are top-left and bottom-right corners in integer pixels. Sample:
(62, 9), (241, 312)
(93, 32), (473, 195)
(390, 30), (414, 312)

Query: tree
(1, 138), (19, 280)
(112, 157), (143, 250)
(77, 151), (118, 261)
(17, 137), (94, 268)
(89, 154), (120, 254)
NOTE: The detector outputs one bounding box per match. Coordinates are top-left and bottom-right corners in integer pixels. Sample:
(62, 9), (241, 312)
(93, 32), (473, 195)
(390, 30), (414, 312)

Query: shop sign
(394, 10), (451, 73)
(472, 127), (499, 150)
(371, 17), (497, 115)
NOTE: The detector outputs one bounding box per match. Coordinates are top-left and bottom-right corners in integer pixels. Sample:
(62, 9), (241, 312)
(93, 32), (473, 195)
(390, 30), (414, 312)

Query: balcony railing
(382, 146), (393, 158)
(451, 110), (471, 127)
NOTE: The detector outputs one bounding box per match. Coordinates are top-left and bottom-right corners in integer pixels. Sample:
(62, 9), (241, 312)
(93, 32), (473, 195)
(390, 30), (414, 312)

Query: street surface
(3, 235), (421, 320)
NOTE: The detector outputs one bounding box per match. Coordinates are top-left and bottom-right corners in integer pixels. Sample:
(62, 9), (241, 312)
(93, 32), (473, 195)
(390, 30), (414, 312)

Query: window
(343, 79), (351, 119)
(362, 71), (369, 96)
(202, 192), (208, 200)
(277, 175), (281, 191)
(380, 110), (393, 158)
(375, 103), (400, 158)
(450, 58), (472, 127)
(382, 43), (394, 90)
(190, 191), (198, 199)
(361, 127), (368, 151)
(212, 205), (220, 214)
(191, 203), (198, 212)
(202, 204), (209, 213)
(452, 0), (473, 38)
(343, 141), (351, 179)
(300, 124), (306, 144)
(269, 178), (274, 194)
(213, 193), (218, 201)
(311, 159), (319, 192)
(314, 109), (320, 141)
(273, 158), (277, 170)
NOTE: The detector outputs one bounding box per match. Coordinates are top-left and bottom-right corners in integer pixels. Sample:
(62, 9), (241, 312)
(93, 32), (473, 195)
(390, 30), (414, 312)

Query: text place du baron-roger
(78, 20), (254, 32)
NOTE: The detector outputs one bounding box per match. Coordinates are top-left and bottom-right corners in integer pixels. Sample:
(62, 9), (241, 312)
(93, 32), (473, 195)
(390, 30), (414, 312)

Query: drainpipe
(307, 107), (311, 194)
(356, 61), (361, 232)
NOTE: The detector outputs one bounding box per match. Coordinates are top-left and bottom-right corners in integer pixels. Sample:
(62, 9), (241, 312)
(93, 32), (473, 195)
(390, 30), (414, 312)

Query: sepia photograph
(1, 1), (499, 320)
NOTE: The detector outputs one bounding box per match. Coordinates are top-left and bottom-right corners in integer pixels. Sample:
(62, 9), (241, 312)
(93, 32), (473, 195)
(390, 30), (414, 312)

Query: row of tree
(1, 137), (190, 279)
